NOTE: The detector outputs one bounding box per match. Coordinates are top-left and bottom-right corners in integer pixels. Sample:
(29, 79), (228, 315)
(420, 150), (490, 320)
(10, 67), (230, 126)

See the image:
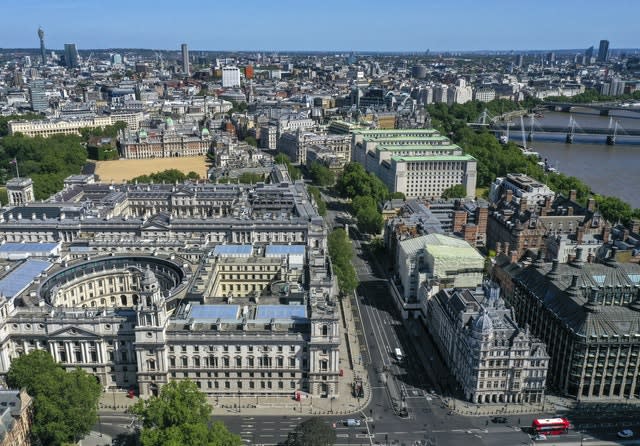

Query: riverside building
(351, 129), (477, 199)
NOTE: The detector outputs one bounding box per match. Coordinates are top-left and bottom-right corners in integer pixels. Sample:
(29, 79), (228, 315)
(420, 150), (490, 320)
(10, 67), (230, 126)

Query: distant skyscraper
(181, 43), (189, 76)
(598, 40), (610, 62)
(516, 54), (524, 68)
(37, 27), (46, 65)
(585, 46), (594, 63)
(29, 79), (48, 113)
(64, 43), (79, 68)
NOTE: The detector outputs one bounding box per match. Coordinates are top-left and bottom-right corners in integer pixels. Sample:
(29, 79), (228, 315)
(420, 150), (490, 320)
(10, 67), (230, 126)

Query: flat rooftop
(391, 154), (476, 162)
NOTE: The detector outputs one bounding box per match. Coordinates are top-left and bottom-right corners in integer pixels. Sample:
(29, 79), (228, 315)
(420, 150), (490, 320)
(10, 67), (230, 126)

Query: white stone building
(426, 282), (549, 404)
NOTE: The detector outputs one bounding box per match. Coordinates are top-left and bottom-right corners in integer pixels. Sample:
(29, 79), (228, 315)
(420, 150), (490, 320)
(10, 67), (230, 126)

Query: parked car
(618, 429), (634, 438)
(344, 419), (361, 427)
(533, 434), (547, 441)
(491, 416), (507, 423)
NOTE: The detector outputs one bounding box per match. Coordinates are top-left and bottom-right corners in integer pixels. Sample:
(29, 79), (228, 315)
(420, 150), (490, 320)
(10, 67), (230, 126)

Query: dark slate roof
(514, 258), (640, 338)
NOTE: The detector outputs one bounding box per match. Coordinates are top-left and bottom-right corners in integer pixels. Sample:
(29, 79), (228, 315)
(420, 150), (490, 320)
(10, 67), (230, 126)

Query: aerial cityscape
(0, 1), (639, 446)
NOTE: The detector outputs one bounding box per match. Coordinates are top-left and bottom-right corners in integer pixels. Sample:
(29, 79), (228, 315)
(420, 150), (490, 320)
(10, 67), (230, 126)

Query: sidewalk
(100, 295), (372, 418)
(445, 396), (550, 417)
(79, 431), (112, 446)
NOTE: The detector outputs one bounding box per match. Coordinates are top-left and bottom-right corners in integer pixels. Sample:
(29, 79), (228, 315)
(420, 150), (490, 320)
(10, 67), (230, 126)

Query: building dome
(473, 311), (493, 333)
(166, 117), (174, 128)
(201, 127), (210, 137)
(138, 129), (148, 139)
(141, 265), (158, 288)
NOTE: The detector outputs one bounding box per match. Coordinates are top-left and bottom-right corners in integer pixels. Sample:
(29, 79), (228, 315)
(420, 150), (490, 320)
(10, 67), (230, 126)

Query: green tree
(389, 192), (406, 200)
(236, 172), (265, 184)
(336, 162), (389, 202)
(130, 169), (200, 184)
(352, 195), (384, 235)
(0, 133), (88, 199)
(441, 184), (466, 199)
(328, 229), (358, 295)
(309, 162), (336, 187)
(229, 101), (248, 113)
(595, 195), (634, 225)
(131, 380), (241, 446)
(285, 418), (336, 446)
(244, 136), (258, 147)
(308, 186), (327, 216)
(6, 350), (102, 446)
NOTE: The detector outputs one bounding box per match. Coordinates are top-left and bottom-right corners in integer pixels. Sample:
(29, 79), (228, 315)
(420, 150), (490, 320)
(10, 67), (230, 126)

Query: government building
(426, 282), (549, 404)
(0, 171), (340, 400)
(8, 112), (144, 137)
(351, 129), (477, 199)
(509, 248), (640, 401)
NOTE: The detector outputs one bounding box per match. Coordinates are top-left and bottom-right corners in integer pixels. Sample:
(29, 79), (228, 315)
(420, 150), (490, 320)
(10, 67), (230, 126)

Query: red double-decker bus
(531, 417), (570, 435)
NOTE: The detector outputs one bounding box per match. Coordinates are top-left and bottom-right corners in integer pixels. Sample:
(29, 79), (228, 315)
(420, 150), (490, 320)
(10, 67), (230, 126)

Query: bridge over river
(490, 115), (637, 145)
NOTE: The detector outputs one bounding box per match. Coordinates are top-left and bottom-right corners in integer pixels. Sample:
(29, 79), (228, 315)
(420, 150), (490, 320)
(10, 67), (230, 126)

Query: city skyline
(2, 0), (639, 52)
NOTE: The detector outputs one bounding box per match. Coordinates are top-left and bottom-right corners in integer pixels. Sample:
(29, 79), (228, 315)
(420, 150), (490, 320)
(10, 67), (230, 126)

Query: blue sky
(3, 0), (639, 52)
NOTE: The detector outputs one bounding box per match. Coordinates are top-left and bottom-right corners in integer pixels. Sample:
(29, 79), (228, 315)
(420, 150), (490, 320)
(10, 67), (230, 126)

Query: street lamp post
(237, 391), (241, 413)
(112, 387), (117, 410)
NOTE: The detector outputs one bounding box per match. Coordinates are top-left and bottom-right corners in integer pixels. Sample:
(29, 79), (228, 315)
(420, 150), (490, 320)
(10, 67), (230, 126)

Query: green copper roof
(391, 154), (477, 162)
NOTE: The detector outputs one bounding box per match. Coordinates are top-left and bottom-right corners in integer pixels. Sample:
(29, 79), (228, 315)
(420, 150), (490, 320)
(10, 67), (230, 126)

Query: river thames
(505, 108), (640, 208)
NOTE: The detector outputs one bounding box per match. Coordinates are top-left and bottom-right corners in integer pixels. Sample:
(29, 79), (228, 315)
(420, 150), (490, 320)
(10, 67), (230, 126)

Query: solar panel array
(0, 260), (52, 299)
(190, 305), (240, 321)
(255, 305), (307, 321)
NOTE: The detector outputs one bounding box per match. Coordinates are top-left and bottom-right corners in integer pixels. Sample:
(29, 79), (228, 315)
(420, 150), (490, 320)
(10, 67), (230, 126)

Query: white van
(394, 348), (403, 361)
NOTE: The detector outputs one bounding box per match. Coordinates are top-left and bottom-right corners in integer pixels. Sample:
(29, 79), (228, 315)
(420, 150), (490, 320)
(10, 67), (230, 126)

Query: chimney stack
(506, 189), (513, 203)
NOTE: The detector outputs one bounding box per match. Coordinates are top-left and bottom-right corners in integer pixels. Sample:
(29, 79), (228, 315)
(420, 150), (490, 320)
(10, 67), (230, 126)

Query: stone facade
(0, 174), (339, 399)
(487, 183), (609, 262)
(509, 249), (640, 400)
(426, 282), (549, 404)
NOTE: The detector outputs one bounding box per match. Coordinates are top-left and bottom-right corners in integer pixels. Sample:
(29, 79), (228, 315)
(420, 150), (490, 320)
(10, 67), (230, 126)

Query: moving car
(344, 419), (361, 427)
(491, 416), (507, 424)
(533, 434), (547, 441)
(617, 429), (634, 438)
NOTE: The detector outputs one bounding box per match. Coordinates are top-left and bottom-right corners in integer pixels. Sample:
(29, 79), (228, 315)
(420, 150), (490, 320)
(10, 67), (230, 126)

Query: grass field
(94, 156), (210, 183)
